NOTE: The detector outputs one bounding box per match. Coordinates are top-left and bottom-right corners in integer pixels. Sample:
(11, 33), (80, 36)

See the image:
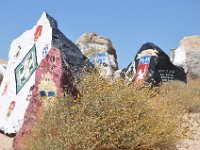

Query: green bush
(24, 73), (186, 150)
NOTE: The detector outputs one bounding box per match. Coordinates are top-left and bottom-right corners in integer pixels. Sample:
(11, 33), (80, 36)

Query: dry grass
(23, 73), (200, 150)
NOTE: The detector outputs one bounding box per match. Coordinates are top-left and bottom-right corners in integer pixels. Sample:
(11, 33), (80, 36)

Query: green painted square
(15, 44), (38, 94)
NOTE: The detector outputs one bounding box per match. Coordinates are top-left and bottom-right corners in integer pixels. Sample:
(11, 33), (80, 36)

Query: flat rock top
(0, 133), (13, 150)
(181, 36), (200, 51)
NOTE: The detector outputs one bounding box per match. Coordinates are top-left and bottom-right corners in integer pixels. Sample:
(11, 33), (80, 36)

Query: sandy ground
(0, 133), (13, 150)
(177, 113), (200, 150)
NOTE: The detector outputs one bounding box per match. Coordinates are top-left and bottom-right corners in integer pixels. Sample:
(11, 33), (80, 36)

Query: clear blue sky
(0, 0), (200, 69)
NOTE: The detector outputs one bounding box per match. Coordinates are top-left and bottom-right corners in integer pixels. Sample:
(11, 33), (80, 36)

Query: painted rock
(122, 42), (187, 85)
(0, 12), (85, 136)
(171, 36), (200, 80)
(76, 33), (118, 78)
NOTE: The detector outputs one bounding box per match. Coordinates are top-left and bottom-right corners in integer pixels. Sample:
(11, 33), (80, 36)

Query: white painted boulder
(76, 33), (118, 78)
(0, 12), (85, 135)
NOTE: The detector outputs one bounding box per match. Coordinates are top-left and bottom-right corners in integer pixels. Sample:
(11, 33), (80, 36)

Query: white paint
(0, 12), (52, 133)
(172, 46), (187, 72)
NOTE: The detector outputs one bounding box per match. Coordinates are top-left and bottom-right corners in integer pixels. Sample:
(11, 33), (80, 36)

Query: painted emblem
(38, 72), (57, 109)
(15, 44), (38, 94)
(135, 56), (151, 83)
(34, 25), (43, 42)
(6, 101), (16, 119)
(2, 81), (10, 96)
(42, 44), (49, 57)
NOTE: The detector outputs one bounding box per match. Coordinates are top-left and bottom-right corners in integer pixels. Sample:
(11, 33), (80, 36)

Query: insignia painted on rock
(38, 72), (57, 109)
(135, 56), (151, 83)
(15, 44), (38, 94)
(42, 44), (49, 57)
(38, 72), (57, 98)
(6, 101), (16, 119)
(34, 25), (43, 42)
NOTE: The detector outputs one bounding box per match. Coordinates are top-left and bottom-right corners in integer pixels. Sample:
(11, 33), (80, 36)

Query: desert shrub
(24, 73), (185, 150)
(156, 80), (200, 113)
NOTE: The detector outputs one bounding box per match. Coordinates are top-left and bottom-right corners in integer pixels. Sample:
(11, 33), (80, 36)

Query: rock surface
(10, 12), (85, 150)
(0, 59), (6, 86)
(172, 36), (200, 80)
(122, 42), (187, 85)
(0, 11), (85, 139)
(76, 33), (118, 78)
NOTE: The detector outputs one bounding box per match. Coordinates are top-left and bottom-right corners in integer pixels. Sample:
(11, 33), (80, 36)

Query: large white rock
(172, 36), (200, 79)
(76, 33), (118, 78)
(0, 12), (85, 134)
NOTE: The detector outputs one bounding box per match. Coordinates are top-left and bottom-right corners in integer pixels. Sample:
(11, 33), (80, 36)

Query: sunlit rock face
(9, 12), (85, 150)
(76, 33), (118, 78)
(122, 42), (187, 85)
(0, 12), (85, 138)
(172, 36), (200, 80)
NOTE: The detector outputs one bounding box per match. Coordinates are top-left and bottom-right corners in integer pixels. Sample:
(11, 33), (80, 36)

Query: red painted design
(135, 64), (149, 83)
(34, 25), (43, 42)
(2, 81), (10, 96)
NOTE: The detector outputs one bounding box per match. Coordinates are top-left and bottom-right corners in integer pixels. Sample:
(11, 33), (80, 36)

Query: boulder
(171, 36), (200, 80)
(0, 12), (85, 138)
(76, 33), (118, 78)
(10, 12), (85, 149)
(122, 42), (187, 85)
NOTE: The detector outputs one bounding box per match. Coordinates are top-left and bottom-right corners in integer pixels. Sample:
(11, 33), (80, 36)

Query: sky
(0, 0), (200, 69)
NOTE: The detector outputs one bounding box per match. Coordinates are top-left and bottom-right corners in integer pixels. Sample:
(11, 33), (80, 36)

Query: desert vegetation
(23, 73), (200, 150)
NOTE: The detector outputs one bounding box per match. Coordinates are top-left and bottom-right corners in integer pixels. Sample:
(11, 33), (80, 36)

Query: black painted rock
(122, 42), (187, 85)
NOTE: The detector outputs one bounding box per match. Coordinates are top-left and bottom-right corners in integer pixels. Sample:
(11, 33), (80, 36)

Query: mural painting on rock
(0, 12), (86, 141)
(76, 33), (118, 78)
(0, 12), (52, 135)
(122, 42), (187, 85)
(13, 12), (85, 150)
(15, 44), (38, 94)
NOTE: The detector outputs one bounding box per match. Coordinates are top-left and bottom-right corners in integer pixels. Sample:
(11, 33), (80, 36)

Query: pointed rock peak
(37, 12), (58, 29)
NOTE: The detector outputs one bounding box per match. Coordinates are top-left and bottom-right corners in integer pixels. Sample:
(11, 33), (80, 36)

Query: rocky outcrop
(76, 33), (118, 78)
(172, 36), (200, 80)
(122, 42), (187, 85)
(10, 12), (85, 149)
(0, 12), (86, 149)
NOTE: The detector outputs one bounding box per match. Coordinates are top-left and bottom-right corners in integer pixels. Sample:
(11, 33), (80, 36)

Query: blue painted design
(40, 91), (55, 97)
(40, 91), (46, 97)
(48, 91), (55, 97)
(139, 56), (151, 64)
(42, 46), (48, 57)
